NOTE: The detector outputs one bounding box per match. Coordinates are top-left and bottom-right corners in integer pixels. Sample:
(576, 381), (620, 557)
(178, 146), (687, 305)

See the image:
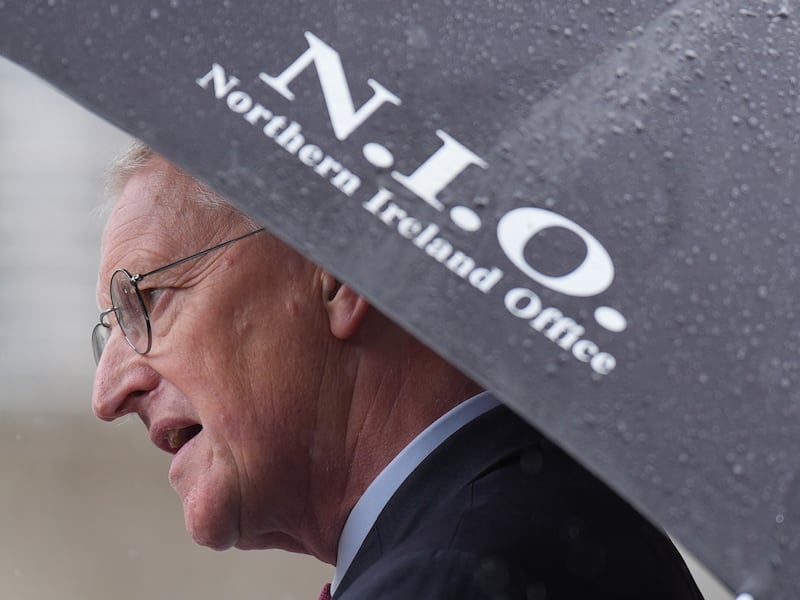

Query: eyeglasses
(92, 228), (265, 365)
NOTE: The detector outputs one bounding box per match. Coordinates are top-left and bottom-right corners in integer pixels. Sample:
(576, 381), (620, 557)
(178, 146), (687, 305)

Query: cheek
(230, 300), (319, 383)
(171, 277), (325, 429)
(164, 298), (250, 382)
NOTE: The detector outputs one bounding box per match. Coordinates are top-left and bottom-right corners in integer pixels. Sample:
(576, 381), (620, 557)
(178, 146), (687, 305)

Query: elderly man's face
(93, 157), (332, 551)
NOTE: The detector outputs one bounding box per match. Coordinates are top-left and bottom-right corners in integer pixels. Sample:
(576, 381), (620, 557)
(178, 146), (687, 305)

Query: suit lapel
(335, 404), (540, 597)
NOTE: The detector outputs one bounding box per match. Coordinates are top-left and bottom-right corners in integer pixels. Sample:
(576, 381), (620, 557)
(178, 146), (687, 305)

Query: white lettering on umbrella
(497, 207), (615, 298)
(258, 32), (401, 141)
(197, 63), (361, 197)
(195, 35), (628, 375)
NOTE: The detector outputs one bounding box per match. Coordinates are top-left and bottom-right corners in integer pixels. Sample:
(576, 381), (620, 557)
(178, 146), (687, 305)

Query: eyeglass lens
(92, 321), (110, 364)
(110, 269), (151, 354)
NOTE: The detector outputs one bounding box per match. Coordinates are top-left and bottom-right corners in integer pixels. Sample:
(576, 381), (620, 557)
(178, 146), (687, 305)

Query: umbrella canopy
(3, 1), (799, 596)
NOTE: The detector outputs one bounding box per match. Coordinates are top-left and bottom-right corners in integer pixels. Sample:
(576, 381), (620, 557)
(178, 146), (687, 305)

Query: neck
(304, 318), (481, 564)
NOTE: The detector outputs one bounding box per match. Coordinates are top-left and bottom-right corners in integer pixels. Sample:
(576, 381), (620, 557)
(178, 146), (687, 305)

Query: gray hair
(102, 141), (260, 231)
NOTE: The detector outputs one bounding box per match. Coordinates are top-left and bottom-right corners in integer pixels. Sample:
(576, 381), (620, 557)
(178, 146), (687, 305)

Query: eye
(140, 287), (169, 314)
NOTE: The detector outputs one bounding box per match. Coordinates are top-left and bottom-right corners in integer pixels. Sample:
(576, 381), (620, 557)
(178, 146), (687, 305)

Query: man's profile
(92, 143), (703, 599)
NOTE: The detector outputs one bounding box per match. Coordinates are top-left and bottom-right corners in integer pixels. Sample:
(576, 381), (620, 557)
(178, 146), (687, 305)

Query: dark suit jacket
(334, 404), (703, 599)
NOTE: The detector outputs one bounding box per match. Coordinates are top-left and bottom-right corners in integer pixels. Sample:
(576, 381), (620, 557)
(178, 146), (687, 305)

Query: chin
(181, 493), (240, 551)
(185, 518), (238, 551)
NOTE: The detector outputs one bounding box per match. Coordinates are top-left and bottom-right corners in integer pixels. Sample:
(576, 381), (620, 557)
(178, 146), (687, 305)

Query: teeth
(166, 429), (185, 450)
(164, 425), (202, 451)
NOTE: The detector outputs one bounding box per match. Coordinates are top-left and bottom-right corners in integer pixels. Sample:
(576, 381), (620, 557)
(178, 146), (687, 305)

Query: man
(92, 144), (703, 598)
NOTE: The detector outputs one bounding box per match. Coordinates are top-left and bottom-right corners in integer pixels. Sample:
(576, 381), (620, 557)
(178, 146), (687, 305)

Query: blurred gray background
(0, 55), (730, 599)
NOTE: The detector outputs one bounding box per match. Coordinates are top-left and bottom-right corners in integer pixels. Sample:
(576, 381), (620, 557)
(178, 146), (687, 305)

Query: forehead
(101, 158), (229, 267)
(96, 157), (310, 306)
(107, 158), (203, 242)
(97, 159), (227, 298)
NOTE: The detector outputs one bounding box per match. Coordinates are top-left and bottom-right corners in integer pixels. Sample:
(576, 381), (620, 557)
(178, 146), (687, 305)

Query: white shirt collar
(330, 391), (500, 594)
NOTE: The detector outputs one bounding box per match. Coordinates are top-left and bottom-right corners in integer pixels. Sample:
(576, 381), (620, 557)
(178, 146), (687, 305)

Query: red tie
(318, 583), (332, 600)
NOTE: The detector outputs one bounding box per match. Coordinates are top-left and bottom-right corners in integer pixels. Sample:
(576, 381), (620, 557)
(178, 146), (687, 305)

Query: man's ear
(321, 272), (370, 340)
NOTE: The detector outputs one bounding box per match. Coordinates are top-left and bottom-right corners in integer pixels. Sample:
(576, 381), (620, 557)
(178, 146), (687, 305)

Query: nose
(92, 328), (159, 421)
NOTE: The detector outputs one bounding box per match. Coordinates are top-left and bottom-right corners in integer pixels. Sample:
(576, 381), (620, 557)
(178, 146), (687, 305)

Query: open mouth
(165, 424), (203, 453)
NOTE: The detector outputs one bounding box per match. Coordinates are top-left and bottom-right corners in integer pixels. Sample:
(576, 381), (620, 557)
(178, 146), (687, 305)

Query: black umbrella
(3, 1), (799, 597)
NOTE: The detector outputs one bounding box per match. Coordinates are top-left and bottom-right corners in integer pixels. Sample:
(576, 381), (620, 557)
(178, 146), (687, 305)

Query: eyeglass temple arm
(135, 228), (266, 282)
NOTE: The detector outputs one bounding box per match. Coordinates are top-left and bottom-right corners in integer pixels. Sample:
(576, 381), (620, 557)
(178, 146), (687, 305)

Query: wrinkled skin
(92, 156), (479, 564)
(92, 157), (349, 555)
